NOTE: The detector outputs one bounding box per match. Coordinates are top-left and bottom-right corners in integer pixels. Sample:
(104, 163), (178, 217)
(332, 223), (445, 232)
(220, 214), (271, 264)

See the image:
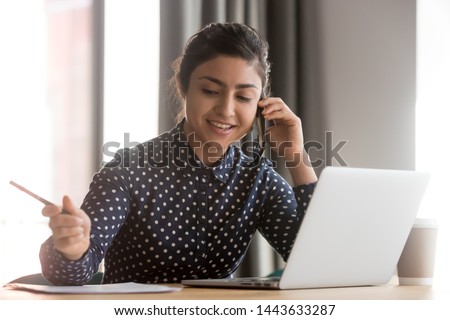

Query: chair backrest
(7, 273), (52, 285)
(7, 272), (104, 285)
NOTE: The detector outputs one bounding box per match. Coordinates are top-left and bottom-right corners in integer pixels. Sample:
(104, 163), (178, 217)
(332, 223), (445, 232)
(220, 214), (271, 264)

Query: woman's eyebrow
(198, 76), (259, 90)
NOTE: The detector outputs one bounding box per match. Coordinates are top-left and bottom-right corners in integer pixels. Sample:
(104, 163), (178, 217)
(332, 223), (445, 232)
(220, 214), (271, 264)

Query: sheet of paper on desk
(5, 282), (182, 294)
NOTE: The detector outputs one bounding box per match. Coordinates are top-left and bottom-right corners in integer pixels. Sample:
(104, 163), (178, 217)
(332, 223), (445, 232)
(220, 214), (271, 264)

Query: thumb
(62, 195), (79, 216)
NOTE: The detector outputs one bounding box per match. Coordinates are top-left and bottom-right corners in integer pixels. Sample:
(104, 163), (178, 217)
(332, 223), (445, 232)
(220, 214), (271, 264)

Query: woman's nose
(215, 95), (235, 117)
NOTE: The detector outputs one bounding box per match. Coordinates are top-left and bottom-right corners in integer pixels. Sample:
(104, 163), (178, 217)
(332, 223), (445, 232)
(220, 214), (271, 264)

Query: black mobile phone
(255, 97), (267, 158)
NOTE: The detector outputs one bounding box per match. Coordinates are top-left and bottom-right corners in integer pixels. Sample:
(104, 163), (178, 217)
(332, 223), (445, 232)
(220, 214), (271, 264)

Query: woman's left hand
(258, 97), (304, 162)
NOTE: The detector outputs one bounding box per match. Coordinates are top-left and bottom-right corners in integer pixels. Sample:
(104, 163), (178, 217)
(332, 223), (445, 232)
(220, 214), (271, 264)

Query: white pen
(9, 180), (68, 214)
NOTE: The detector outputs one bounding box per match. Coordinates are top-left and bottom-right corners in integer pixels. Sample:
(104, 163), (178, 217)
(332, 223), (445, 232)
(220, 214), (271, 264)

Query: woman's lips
(208, 120), (235, 134)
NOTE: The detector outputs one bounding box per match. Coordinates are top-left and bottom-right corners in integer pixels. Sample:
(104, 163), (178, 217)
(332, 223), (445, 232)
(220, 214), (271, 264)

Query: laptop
(181, 166), (430, 289)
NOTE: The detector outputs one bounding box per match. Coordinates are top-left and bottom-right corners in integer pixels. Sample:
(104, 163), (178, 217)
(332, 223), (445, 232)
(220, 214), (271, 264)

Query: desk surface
(1, 281), (448, 300)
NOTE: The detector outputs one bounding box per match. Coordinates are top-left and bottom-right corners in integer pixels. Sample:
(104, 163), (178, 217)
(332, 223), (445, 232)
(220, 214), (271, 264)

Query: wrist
(286, 150), (318, 186)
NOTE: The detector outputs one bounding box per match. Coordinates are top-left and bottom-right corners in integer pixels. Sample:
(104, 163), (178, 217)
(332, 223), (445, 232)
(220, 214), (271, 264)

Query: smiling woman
(37, 22), (317, 286)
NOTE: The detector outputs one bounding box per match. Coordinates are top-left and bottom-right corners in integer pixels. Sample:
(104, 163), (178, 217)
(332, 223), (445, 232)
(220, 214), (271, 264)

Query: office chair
(7, 272), (104, 285)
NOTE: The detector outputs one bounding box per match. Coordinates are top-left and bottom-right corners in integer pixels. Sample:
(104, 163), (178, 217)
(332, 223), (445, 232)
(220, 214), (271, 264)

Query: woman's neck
(183, 122), (226, 166)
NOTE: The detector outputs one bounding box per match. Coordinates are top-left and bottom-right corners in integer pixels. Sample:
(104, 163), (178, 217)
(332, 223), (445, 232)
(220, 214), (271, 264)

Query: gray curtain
(159, 0), (312, 277)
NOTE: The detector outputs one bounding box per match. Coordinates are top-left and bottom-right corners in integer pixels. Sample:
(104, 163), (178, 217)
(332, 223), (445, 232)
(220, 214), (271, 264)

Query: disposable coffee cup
(397, 218), (438, 285)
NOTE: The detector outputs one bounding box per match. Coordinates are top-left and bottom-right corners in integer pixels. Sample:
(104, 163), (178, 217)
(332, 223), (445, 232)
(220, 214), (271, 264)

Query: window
(416, 0), (450, 286)
(103, 0), (160, 162)
(0, 0), (98, 284)
(0, 0), (160, 285)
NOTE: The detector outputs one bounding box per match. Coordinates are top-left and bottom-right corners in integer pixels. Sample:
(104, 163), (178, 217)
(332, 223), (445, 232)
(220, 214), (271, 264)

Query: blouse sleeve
(39, 149), (132, 285)
(258, 179), (316, 262)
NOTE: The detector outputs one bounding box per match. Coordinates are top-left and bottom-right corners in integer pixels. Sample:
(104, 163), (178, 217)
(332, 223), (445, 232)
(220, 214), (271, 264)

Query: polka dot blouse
(40, 121), (316, 285)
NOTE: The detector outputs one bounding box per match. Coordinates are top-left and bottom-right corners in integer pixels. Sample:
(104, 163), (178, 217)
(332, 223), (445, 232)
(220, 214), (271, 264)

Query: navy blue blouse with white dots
(40, 121), (316, 285)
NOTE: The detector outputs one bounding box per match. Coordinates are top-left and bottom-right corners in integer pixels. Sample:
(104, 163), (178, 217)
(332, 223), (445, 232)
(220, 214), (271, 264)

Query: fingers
(43, 196), (91, 260)
(258, 97), (282, 114)
(41, 204), (63, 218)
(258, 97), (304, 154)
(53, 233), (87, 251)
(46, 196), (87, 229)
(51, 225), (85, 242)
(62, 195), (81, 216)
(41, 195), (75, 217)
(38, 195), (91, 260)
(258, 97), (300, 125)
(48, 213), (84, 231)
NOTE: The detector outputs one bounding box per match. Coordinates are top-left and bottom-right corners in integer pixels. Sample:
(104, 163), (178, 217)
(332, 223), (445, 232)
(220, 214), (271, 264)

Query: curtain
(159, 0), (311, 277)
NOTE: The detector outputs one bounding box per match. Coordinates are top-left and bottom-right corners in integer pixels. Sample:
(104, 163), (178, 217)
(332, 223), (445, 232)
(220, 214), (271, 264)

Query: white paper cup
(397, 218), (438, 285)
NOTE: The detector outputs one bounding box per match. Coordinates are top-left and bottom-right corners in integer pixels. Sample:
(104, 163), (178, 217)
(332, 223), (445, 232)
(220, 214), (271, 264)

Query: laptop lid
(182, 167), (430, 290)
(279, 166), (430, 289)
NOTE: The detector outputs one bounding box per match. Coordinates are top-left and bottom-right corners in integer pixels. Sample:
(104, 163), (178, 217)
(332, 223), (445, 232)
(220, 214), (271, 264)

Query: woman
(40, 22), (317, 285)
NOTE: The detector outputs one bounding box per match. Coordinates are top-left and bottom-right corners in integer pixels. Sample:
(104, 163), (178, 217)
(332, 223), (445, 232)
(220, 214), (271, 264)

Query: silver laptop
(181, 166), (430, 289)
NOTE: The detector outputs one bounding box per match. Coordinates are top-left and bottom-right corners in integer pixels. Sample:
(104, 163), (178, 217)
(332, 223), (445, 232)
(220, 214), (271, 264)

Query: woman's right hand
(42, 195), (91, 261)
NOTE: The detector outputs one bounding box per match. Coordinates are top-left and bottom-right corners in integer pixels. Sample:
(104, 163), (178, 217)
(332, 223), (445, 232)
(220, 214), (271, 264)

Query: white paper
(5, 282), (182, 294)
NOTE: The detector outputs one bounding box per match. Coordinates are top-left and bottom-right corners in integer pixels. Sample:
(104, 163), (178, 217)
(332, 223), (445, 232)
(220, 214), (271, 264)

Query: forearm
(285, 148), (318, 186)
(259, 177), (316, 261)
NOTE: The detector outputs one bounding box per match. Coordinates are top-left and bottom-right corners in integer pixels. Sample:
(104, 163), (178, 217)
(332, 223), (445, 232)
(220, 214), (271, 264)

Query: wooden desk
(0, 281), (447, 300)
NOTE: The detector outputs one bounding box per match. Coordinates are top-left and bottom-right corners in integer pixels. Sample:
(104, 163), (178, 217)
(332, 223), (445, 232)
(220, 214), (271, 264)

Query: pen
(9, 180), (68, 214)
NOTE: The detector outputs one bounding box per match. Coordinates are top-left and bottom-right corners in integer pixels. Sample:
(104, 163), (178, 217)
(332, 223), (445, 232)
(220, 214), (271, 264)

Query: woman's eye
(202, 89), (218, 95)
(237, 96), (252, 103)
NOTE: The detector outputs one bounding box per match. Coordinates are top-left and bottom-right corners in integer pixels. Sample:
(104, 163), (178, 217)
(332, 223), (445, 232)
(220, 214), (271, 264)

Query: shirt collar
(169, 120), (234, 183)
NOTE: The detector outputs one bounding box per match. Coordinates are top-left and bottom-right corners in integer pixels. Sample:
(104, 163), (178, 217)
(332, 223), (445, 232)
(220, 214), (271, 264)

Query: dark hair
(172, 22), (271, 121)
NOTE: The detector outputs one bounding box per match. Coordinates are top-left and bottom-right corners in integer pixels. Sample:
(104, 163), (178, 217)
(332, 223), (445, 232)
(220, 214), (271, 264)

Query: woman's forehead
(191, 56), (263, 89)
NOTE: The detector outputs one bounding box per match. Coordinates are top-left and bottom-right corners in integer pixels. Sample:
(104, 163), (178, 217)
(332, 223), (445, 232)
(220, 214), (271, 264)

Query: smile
(209, 120), (234, 130)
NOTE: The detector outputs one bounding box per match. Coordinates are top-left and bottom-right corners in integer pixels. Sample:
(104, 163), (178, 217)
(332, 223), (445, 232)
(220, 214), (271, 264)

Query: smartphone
(9, 180), (68, 214)
(255, 96), (267, 158)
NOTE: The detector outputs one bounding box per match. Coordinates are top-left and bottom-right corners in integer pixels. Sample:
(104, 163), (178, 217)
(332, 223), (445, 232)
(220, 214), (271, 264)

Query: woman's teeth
(210, 121), (232, 129)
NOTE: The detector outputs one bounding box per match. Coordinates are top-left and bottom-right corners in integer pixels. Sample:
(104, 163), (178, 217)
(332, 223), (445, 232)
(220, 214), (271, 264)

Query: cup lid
(413, 218), (438, 228)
